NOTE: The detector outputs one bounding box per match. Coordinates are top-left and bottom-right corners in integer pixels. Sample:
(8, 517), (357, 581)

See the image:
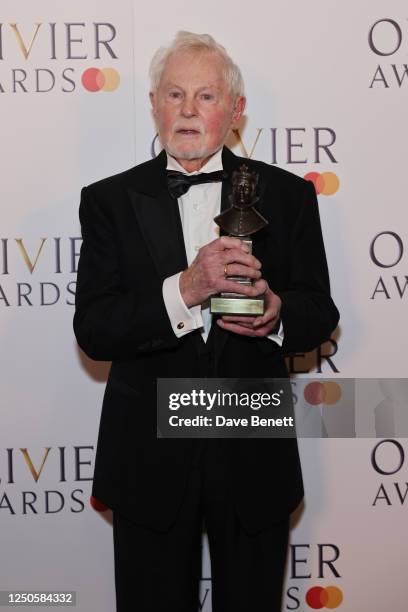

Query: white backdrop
(1, 1), (407, 610)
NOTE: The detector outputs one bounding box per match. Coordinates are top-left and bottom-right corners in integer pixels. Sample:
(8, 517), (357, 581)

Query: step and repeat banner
(1, 1), (407, 610)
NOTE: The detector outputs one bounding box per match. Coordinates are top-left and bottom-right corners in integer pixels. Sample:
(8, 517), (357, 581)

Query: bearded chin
(164, 132), (224, 162)
(166, 143), (211, 161)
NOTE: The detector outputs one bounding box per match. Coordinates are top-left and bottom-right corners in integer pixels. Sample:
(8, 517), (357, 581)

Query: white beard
(165, 141), (220, 162)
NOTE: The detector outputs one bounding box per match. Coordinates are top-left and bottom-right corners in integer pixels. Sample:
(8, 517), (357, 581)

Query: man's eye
(201, 93), (214, 101)
(169, 91), (182, 99)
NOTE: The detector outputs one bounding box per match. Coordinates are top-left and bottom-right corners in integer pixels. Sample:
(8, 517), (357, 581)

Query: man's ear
(232, 96), (246, 125)
(149, 91), (156, 114)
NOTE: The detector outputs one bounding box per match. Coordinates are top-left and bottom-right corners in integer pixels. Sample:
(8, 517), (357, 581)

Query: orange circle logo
(304, 382), (342, 405)
(82, 67), (120, 92)
(306, 585), (343, 608)
(304, 172), (340, 195)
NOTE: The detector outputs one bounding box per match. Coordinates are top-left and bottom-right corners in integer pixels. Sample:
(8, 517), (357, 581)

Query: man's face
(150, 50), (245, 171)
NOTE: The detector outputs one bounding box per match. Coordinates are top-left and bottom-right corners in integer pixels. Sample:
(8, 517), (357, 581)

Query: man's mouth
(176, 129), (201, 135)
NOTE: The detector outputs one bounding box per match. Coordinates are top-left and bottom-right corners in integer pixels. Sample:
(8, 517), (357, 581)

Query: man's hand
(180, 236), (262, 308)
(216, 283), (282, 337)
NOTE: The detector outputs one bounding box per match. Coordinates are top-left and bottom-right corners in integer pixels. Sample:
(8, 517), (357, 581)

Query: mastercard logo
(304, 172), (339, 196)
(304, 381), (342, 405)
(306, 586), (343, 609)
(90, 495), (109, 512)
(82, 67), (120, 92)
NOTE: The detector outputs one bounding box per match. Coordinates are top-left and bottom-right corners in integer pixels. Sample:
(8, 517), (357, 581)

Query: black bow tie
(166, 169), (227, 199)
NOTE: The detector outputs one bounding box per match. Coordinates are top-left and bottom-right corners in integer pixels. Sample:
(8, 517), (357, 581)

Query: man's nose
(180, 95), (197, 117)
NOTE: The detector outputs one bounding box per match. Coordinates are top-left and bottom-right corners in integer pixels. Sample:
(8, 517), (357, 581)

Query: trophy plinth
(210, 165), (268, 316)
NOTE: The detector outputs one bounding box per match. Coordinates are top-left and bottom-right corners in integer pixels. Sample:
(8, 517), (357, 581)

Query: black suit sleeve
(73, 186), (178, 361)
(277, 180), (339, 354)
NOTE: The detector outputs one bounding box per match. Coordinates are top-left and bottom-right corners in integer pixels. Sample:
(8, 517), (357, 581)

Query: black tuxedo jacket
(73, 146), (339, 534)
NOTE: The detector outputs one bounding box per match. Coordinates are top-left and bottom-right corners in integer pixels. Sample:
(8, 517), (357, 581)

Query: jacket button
(177, 321), (185, 329)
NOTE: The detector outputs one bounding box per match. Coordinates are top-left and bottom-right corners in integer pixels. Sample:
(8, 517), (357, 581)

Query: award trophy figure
(210, 164), (269, 315)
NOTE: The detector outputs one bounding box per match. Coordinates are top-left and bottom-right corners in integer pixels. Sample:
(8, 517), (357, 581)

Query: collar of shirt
(165, 148), (223, 175)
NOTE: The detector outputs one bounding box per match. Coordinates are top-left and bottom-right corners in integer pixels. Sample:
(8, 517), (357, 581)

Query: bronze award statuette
(210, 164), (268, 316)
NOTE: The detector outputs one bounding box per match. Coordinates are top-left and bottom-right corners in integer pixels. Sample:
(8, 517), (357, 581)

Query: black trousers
(113, 439), (289, 612)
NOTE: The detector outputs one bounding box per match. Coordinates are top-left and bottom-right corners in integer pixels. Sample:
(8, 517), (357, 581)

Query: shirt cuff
(266, 319), (284, 347)
(162, 272), (204, 338)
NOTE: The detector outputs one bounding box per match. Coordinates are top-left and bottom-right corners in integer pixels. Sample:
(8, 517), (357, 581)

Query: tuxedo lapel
(127, 151), (188, 281)
(128, 190), (187, 281)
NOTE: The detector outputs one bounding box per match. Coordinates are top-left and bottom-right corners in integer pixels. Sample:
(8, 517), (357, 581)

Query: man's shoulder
(84, 155), (162, 198)
(230, 150), (309, 192)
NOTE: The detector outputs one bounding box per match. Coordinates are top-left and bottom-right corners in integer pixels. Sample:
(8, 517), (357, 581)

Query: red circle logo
(82, 68), (120, 92)
(304, 172), (340, 195)
(304, 382), (342, 405)
(306, 585), (343, 608)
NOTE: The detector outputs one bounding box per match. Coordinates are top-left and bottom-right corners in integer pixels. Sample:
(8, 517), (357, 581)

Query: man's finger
(223, 250), (261, 269)
(217, 318), (274, 337)
(207, 236), (249, 253)
(252, 306), (277, 327)
(218, 279), (264, 296)
(217, 319), (257, 336)
(221, 315), (257, 324)
(222, 263), (262, 280)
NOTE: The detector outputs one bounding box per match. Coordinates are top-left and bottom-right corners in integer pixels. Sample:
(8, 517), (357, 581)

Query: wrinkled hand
(180, 236), (262, 308)
(216, 282), (282, 337)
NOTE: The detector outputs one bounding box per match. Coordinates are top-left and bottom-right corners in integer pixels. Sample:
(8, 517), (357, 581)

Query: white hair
(149, 31), (245, 98)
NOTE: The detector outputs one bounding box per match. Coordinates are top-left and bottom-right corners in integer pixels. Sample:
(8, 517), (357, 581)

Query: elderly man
(74, 31), (339, 612)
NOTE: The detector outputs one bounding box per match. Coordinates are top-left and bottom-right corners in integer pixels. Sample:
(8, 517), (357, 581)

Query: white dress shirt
(161, 148), (284, 345)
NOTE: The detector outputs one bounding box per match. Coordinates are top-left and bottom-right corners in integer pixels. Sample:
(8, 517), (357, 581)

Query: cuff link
(177, 321), (185, 330)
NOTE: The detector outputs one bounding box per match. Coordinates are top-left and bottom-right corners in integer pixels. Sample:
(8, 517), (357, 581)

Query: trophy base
(210, 295), (265, 315)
